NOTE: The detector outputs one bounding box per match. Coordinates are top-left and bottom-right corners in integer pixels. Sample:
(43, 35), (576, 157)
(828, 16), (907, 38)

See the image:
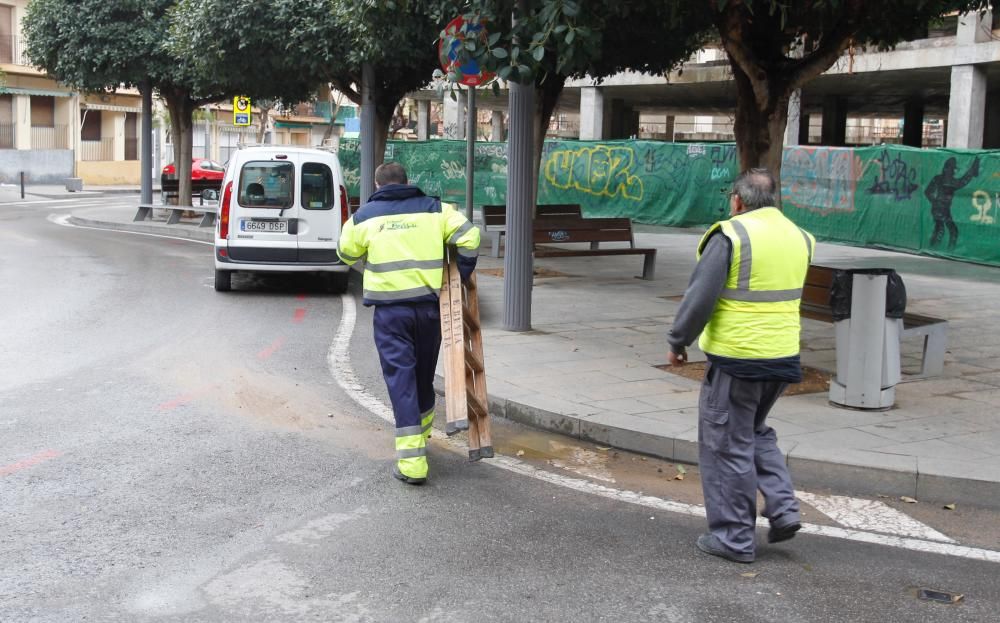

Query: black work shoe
(696, 533), (755, 564)
(392, 465), (426, 486)
(768, 521), (801, 544)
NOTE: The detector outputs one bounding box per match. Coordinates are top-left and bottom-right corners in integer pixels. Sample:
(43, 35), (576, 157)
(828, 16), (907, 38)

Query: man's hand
(668, 349), (687, 367)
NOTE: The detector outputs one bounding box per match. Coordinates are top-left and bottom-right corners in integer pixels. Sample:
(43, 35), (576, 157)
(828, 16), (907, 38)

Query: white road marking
(797, 491), (956, 543)
(330, 292), (1000, 565)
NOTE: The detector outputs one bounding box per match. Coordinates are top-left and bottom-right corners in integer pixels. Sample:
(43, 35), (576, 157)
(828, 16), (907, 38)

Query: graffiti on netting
(782, 147), (862, 214)
(543, 144), (644, 201)
(866, 149), (919, 201)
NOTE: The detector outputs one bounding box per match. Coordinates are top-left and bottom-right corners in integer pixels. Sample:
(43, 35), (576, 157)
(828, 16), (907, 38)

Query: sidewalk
(0, 183), (150, 202)
(66, 203), (1000, 509)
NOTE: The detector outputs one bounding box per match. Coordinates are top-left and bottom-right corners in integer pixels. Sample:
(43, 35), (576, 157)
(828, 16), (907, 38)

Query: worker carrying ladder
(440, 246), (494, 461)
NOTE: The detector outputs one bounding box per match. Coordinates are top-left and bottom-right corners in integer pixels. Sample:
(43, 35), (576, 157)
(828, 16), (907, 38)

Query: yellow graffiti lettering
(543, 145), (644, 201)
(971, 190), (995, 225)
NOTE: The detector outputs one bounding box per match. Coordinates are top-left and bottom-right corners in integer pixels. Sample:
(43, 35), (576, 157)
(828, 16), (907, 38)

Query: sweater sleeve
(667, 234), (731, 354)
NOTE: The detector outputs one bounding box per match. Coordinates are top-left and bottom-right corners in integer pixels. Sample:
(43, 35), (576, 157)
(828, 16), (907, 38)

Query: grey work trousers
(698, 361), (801, 556)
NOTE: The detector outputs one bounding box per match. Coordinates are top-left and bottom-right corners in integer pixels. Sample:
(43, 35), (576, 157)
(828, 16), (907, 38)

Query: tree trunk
(373, 91), (400, 169)
(257, 106), (270, 144)
(531, 77), (565, 213)
(731, 62), (790, 196)
(164, 92), (196, 208)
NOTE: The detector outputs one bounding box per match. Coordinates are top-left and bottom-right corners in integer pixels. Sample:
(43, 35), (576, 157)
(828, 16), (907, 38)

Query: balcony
(81, 138), (114, 161)
(31, 125), (68, 149)
(0, 123), (13, 149)
(0, 35), (31, 67)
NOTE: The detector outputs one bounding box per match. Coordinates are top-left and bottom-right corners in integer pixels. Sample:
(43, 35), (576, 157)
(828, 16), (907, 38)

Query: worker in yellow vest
(668, 168), (814, 563)
(338, 162), (480, 485)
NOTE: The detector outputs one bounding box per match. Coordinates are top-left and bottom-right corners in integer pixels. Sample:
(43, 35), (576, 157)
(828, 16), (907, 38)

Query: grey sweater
(667, 233), (730, 354)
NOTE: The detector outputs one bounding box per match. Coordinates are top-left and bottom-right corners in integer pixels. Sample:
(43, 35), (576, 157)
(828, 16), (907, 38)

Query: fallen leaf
(640, 457), (647, 461)
(516, 450), (525, 457)
(657, 468), (663, 473)
(676, 464), (688, 475)
(952, 594), (965, 604)
(674, 474), (685, 481)
(877, 494), (890, 499)
(595, 446), (611, 451)
(740, 572), (759, 579)
(943, 503), (956, 510)
(900, 496), (918, 504)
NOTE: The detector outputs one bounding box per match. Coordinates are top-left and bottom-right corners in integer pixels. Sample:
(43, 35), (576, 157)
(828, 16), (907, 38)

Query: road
(1, 194), (999, 622)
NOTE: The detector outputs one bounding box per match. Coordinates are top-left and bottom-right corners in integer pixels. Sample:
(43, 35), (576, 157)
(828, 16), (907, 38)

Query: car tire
(325, 271), (349, 294)
(215, 269), (232, 292)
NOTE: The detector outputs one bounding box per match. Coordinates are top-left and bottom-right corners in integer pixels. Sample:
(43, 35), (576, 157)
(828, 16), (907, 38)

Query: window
(31, 96), (55, 128)
(239, 161), (294, 208)
(81, 110), (101, 141)
(300, 162), (334, 210)
(200, 160), (225, 172)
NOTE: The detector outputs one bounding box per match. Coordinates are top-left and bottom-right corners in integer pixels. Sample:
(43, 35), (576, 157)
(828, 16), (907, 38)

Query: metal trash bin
(828, 269), (906, 410)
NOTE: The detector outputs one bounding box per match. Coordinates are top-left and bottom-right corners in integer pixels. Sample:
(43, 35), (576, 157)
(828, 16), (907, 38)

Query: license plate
(241, 219), (287, 233)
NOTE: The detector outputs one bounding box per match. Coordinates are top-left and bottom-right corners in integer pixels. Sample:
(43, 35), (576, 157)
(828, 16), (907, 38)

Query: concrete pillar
(902, 99), (925, 147)
(947, 65), (987, 148)
(983, 94), (1000, 149)
(490, 110), (504, 141)
(579, 87), (604, 140)
(416, 100), (430, 140)
(443, 94), (465, 139)
(947, 9), (992, 148)
(54, 95), (73, 150)
(13, 95), (30, 150)
(785, 89), (802, 146)
(821, 96), (847, 146)
(103, 112), (126, 161)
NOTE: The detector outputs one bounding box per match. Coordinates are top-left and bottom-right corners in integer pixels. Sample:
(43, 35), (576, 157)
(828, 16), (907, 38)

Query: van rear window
(239, 161), (294, 208)
(301, 163), (334, 210)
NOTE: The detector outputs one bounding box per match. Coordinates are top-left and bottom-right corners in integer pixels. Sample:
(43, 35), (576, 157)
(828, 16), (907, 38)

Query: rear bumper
(215, 245), (348, 273)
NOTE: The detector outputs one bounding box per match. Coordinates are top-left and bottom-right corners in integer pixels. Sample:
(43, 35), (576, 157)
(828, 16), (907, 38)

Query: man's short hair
(732, 168), (778, 211)
(375, 162), (407, 186)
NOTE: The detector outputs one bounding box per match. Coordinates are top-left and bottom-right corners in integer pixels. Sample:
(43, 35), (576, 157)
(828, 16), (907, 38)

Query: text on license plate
(241, 219), (287, 233)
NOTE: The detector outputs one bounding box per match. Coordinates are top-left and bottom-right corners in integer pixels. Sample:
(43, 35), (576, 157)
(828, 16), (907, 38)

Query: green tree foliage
(701, 0), (993, 177)
(22, 0), (224, 205)
(440, 1), (711, 183)
(176, 0), (448, 165)
(446, 0), (992, 181)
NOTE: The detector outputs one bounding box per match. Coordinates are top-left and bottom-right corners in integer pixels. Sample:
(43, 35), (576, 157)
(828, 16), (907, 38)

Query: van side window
(301, 163), (334, 210)
(239, 161), (294, 208)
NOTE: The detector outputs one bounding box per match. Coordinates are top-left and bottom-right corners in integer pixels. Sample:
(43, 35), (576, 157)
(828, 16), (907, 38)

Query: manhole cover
(655, 362), (832, 395)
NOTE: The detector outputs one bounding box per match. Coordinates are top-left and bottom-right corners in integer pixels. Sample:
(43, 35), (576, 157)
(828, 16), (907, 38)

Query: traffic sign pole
(466, 86), (476, 222)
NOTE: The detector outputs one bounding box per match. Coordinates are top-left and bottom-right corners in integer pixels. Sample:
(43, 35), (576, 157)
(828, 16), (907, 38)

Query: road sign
(438, 16), (495, 87)
(233, 96), (252, 126)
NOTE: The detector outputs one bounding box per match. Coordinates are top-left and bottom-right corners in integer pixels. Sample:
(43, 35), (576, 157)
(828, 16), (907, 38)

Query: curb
(482, 391), (1000, 511)
(68, 215), (212, 243)
(73, 214), (1000, 512)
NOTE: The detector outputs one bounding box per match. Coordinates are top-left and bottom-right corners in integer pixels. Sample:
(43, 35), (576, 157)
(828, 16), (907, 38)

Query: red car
(162, 158), (226, 182)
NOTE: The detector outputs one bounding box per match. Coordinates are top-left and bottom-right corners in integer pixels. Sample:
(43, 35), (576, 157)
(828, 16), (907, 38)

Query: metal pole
(360, 62), (377, 203)
(140, 79), (154, 205)
(20, 171), (25, 199)
(465, 86), (476, 221)
(503, 78), (535, 332)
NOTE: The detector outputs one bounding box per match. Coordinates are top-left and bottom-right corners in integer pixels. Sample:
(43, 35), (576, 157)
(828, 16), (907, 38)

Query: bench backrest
(802, 265), (834, 308)
(533, 217), (635, 246)
(481, 204), (583, 229)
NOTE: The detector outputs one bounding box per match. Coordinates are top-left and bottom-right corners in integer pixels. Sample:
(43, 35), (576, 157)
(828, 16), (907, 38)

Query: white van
(213, 146), (352, 292)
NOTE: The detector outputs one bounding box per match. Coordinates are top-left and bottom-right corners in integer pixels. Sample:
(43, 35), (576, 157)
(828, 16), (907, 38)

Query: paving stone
(870, 439), (994, 462)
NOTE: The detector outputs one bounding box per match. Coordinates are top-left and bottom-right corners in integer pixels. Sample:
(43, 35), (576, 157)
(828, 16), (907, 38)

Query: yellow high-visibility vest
(338, 198), (479, 305)
(697, 207), (814, 360)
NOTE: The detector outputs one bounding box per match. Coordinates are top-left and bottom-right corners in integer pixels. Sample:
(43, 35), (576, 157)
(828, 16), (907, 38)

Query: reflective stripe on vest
(696, 207), (814, 360)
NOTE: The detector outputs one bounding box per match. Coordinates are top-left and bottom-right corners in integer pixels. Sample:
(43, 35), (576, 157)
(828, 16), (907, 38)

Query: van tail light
(339, 184), (350, 224)
(220, 180), (233, 239)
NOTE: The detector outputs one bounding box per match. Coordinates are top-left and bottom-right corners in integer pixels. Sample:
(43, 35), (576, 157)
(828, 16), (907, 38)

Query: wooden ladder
(440, 247), (494, 461)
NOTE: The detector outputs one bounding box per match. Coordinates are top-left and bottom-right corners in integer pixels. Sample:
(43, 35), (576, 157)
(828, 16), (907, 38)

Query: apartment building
(0, 0), (143, 185)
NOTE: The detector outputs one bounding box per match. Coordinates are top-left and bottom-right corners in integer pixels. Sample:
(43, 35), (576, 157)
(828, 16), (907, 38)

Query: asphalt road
(1, 195), (999, 622)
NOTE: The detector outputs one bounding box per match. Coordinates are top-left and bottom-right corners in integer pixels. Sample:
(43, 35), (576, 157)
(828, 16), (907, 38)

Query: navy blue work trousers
(372, 302), (441, 431)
